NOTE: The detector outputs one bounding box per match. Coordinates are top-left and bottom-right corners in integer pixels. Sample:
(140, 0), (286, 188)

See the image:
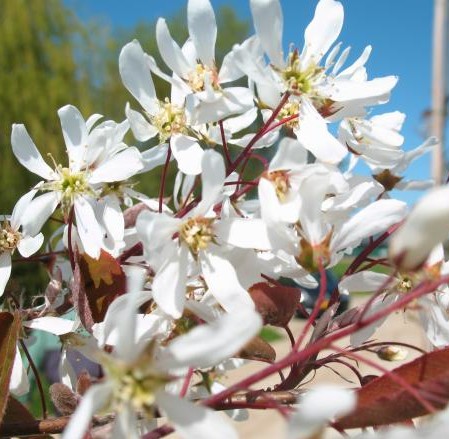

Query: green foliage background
(0, 0), (249, 212)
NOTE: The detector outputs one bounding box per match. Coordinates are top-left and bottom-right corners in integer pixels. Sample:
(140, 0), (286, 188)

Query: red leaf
(0, 311), (21, 425)
(72, 249), (126, 331)
(0, 396), (51, 438)
(337, 347), (449, 429)
(248, 282), (300, 327)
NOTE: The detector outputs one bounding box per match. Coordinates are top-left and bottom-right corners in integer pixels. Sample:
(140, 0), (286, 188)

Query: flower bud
(389, 185), (449, 271)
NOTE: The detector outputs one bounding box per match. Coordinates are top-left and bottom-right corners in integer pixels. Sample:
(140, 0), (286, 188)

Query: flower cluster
(2, 0), (449, 438)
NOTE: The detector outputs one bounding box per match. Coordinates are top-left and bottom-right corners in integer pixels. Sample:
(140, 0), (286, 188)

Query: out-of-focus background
(1, 0), (447, 213)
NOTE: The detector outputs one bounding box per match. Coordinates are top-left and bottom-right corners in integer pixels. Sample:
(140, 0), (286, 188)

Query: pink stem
(159, 145), (172, 213)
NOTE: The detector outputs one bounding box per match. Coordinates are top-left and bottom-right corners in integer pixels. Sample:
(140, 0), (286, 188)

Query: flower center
(179, 217), (215, 255)
(0, 221), (21, 254)
(275, 49), (322, 95)
(187, 63), (220, 92)
(150, 99), (187, 143)
(277, 100), (300, 129)
(265, 171), (291, 202)
(396, 274), (413, 293)
(57, 167), (92, 213)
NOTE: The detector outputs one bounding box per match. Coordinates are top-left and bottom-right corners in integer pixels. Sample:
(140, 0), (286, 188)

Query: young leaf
(0, 311), (21, 425)
(72, 249), (127, 331)
(336, 347), (449, 429)
(0, 396), (51, 438)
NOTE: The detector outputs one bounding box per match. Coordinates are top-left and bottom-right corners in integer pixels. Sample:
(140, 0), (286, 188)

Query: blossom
(136, 150), (257, 317)
(0, 191), (44, 296)
(11, 105), (143, 257)
(62, 267), (262, 439)
(389, 185), (449, 271)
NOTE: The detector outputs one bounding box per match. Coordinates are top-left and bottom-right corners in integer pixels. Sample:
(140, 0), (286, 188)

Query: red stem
(179, 368), (194, 398)
(202, 275), (449, 407)
(67, 206), (75, 271)
(293, 260), (327, 350)
(329, 344), (436, 414)
(159, 145), (172, 214)
(228, 92), (290, 175)
(218, 120), (232, 167)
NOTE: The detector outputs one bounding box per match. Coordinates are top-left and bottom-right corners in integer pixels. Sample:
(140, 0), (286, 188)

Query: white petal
(58, 105), (88, 172)
(17, 233), (44, 258)
(195, 149), (225, 215)
(140, 143), (172, 174)
(350, 293), (399, 346)
(222, 107), (258, 134)
(125, 103), (158, 142)
(86, 113), (104, 132)
(101, 196), (124, 243)
(21, 192), (60, 236)
(186, 87), (254, 125)
(9, 347), (29, 397)
(301, 0), (344, 68)
(337, 45), (372, 78)
(250, 0), (284, 67)
(10, 189), (38, 230)
(328, 76), (398, 102)
(171, 134), (204, 175)
(114, 267), (150, 362)
(74, 198), (103, 259)
(111, 404), (140, 439)
(156, 18), (191, 78)
(157, 307), (261, 369)
(298, 172), (330, 245)
(89, 147), (143, 183)
(419, 296), (449, 348)
(136, 211), (180, 253)
(156, 390), (238, 439)
(23, 316), (77, 335)
(332, 199), (407, 253)
(62, 383), (113, 439)
(218, 49), (245, 83)
(0, 252), (11, 297)
(215, 218), (272, 250)
(294, 99), (347, 164)
(269, 137), (307, 171)
(188, 0), (217, 67)
(11, 124), (55, 180)
(119, 40), (158, 114)
(152, 244), (188, 318)
(200, 250), (255, 313)
(287, 386), (355, 439)
(389, 185), (449, 270)
(338, 271), (390, 295)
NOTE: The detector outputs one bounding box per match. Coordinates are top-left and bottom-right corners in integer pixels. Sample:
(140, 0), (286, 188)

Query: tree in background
(0, 1), (249, 210)
(0, 0), (94, 211)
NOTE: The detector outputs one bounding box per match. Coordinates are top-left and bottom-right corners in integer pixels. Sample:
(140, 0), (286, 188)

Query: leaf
(248, 282), (300, 327)
(336, 347), (449, 429)
(237, 336), (276, 363)
(0, 311), (21, 426)
(72, 249), (126, 331)
(0, 396), (51, 439)
(81, 250), (124, 289)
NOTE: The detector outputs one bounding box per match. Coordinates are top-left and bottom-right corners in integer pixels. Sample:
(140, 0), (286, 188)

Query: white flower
(389, 185), (449, 271)
(137, 150), (256, 317)
(0, 191), (44, 296)
(62, 267), (262, 439)
(11, 105), (143, 258)
(286, 386), (356, 439)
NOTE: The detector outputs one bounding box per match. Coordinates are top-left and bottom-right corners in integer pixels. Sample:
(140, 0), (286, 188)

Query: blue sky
(67, 0), (443, 205)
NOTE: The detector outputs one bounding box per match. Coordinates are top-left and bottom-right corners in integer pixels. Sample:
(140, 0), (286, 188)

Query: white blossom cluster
(2, 0), (449, 438)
